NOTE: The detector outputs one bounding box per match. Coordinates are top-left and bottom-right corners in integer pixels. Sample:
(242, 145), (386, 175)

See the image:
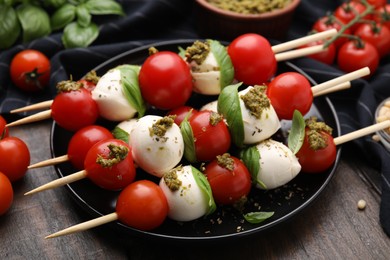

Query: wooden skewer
(314, 81), (351, 96)
(28, 155), (69, 169)
(272, 29), (337, 54)
(24, 170), (87, 196)
(10, 100), (53, 114)
(275, 45), (330, 62)
(5, 110), (52, 127)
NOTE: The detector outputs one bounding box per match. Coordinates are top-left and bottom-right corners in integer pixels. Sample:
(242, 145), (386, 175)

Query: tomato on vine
(10, 49), (51, 92)
(354, 23), (390, 57)
(334, 1), (368, 32)
(373, 4), (390, 31)
(0, 136), (30, 182)
(312, 15), (351, 49)
(0, 172), (13, 215)
(298, 39), (336, 65)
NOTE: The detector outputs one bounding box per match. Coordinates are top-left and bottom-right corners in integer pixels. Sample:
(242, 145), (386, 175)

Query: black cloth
(1, 0), (389, 236)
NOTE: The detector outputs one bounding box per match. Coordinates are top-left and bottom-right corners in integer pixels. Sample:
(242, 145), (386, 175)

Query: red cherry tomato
(312, 15), (351, 49)
(0, 172), (13, 215)
(373, 4), (390, 31)
(354, 23), (390, 57)
(334, 1), (367, 32)
(337, 40), (379, 77)
(0, 115), (9, 138)
(296, 128), (337, 173)
(228, 33), (277, 85)
(139, 51), (193, 110)
(84, 139), (136, 190)
(167, 106), (198, 126)
(188, 110), (231, 162)
(67, 125), (114, 170)
(0, 136), (30, 182)
(116, 180), (168, 231)
(353, 0), (386, 9)
(204, 154), (251, 205)
(51, 87), (99, 132)
(10, 49), (50, 92)
(298, 39), (336, 65)
(267, 72), (313, 120)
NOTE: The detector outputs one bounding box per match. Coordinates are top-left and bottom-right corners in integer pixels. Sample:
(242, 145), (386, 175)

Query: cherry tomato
(296, 128), (337, 173)
(354, 23), (390, 57)
(267, 72), (313, 120)
(353, 0), (386, 9)
(167, 106), (198, 126)
(227, 33), (277, 85)
(188, 110), (231, 162)
(312, 15), (351, 49)
(334, 1), (367, 32)
(139, 51), (193, 110)
(204, 154), (251, 205)
(0, 115), (9, 138)
(116, 180), (168, 231)
(298, 39), (336, 65)
(0, 136), (30, 182)
(373, 4), (390, 31)
(67, 125), (114, 170)
(10, 49), (50, 92)
(0, 172), (13, 215)
(84, 139), (136, 190)
(337, 40), (379, 77)
(51, 86), (99, 132)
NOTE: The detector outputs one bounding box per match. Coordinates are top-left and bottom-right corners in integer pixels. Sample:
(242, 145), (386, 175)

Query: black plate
(50, 40), (341, 243)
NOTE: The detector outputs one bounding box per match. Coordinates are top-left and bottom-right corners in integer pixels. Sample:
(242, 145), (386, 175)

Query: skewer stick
(46, 213), (118, 239)
(5, 110), (51, 127)
(24, 170), (87, 196)
(314, 81), (351, 96)
(272, 29), (337, 54)
(275, 45), (329, 62)
(10, 100), (53, 114)
(28, 155), (69, 169)
(334, 120), (390, 146)
(311, 67), (370, 96)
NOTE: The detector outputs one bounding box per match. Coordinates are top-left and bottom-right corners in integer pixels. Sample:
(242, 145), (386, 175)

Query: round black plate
(50, 39), (341, 243)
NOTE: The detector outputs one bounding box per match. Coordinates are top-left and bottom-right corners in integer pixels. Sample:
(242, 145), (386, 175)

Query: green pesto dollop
(164, 166), (183, 191)
(209, 111), (223, 126)
(96, 143), (129, 168)
(305, 117), (333, 150)
(149, 115), (175, 138)
(83, 70), (100, 84)
(56, 79), (83, 93)
(206, 0), (292, 15)
(216, 153), (234, 171)
(240, 85), (270, 119)
(185, 40), (210, 65)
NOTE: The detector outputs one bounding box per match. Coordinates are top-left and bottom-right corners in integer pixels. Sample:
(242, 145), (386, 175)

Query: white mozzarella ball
(200, 100), (218, 113)
(129, 115), (184, 177)
(254, 139), (301, 190)
(91, 68), (137, 121)
(159, 165), (210, 222)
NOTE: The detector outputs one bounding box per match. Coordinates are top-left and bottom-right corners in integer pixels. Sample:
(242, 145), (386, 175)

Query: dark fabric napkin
(1, 0), (389, 236)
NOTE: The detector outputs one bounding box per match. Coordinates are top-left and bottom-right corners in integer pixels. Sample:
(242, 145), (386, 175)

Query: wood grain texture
(1, 120), (389, 260)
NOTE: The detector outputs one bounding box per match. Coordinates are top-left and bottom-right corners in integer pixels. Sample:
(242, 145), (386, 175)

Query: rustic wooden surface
(1, 118), (390, 260)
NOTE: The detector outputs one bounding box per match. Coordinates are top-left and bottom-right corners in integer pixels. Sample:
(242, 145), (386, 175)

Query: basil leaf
(50, 4), (76, 31)
(112, 126), (129, 144)
(76, 4), (91, 27)
(178, 46), (186, 58)
(0, 5), (20, 49)
(288, 110), (306, 154)
(217, 82), (245, 147)
(191, 166), (216, 216)
(208, 39), (234, 91)
(16, 4), (51, 43)
(43, 0), (67, 9)
(84, 0), (125, 16)
(62, 21), (98, 48)
(117, 65), (146, 118)
(180, 116), (197, 163)
(244, 211), (274, 224)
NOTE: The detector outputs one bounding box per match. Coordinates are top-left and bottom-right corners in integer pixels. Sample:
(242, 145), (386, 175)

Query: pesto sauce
(56, 79), (83, 93)
(216, 153), (234, 171)
(164, 166), (183, 191)
(96, 143), (129, 168)
(305, 117), (333, 150)
(185, 40), (210, 65)
(206, 0), (292, 15)
(149, 116), (175, 138)
(240, 85), (270, 119)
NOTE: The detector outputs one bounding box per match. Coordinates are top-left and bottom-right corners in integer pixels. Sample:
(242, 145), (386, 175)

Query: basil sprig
(191, 166), (216, 216)
(180, 113), (197, 163)
(112, 126), (129, 144)
(218, 82), (245, 147)
(240, 145), (267, 189)
(16, 4), (51, 43)
(0, 5), (20, 49)
(287, 110), (306, 154)
(116, 65), (146, 118)
(244, 211), (274, 224)
(208, 39), (234, 91)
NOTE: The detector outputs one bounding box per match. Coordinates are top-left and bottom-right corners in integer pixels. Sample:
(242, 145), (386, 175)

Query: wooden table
(1, 117), (390, 259)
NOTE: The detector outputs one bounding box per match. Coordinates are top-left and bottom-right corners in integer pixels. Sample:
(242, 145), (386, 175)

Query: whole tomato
(10, 49), (51, 92)
(334, 1), (368, 32)
(116, 180), (168, 231)
(227, 33), (277, 85)
(354, 23), (390, 57)
(337, 40), (379, 77)
(0, 136), (30, 182)
(298, 39), (336, 65)
(373, 4), (390, 31)
(0, 172), (13, 215)
(313, 15), (351, 49)
(138, 51), (193, 110)
(0, 115), (9, 138)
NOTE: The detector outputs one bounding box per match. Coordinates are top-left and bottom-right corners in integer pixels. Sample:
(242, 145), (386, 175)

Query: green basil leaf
(76, 4), (91, 27)
(178, 46), (186, 58)
(50, 4), (76, 31)
(240, 145), (259, 182)
(84, 0), (125, 16)
(112, 126), (129, 143)
(244, 211), (274, 224)
(208, 39), (234, 91)
(191, 166), (216, 216)
(217, 82), (245, 147)
(288, 110), (306, 154)
(16, 4), (51, 43)
(43, 0), (67, 9)
(117, 65), (146, 118)
(180, 116), (197, 163)
(0, 5), (20, 49)
(62, 21), (98, 48)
